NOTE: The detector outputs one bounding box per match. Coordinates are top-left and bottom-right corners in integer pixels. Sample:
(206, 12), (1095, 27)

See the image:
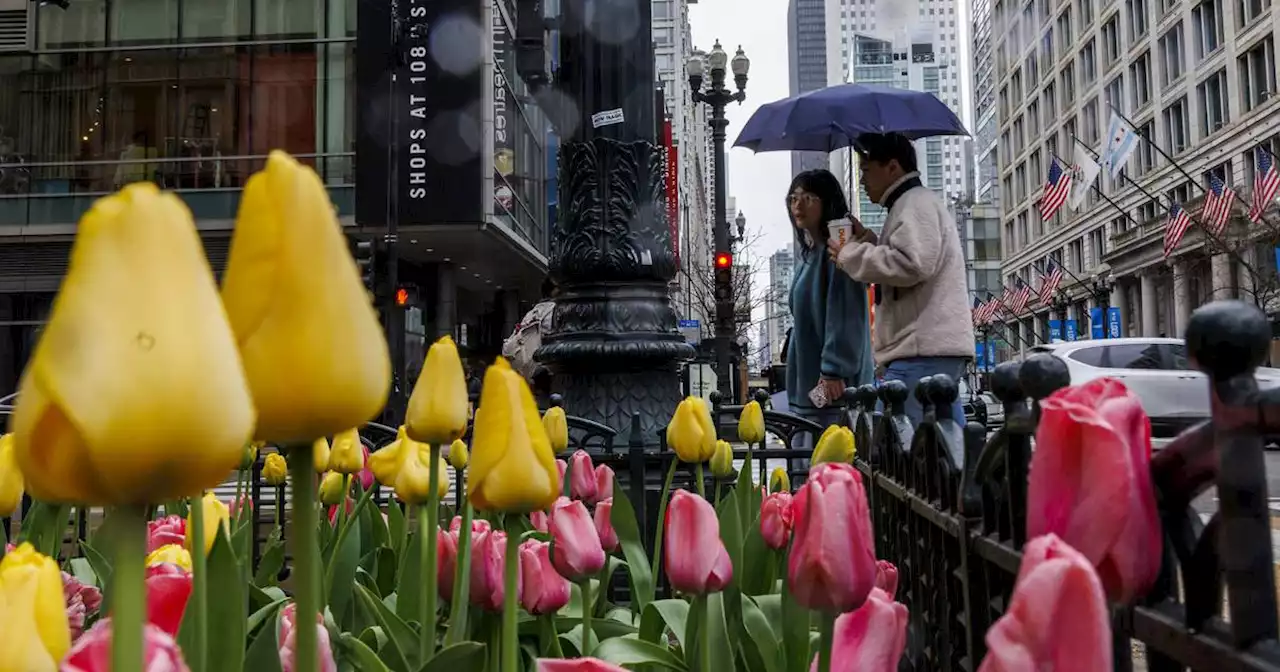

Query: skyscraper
(786, 0), (843, 179)
(763, 248), (796, 364)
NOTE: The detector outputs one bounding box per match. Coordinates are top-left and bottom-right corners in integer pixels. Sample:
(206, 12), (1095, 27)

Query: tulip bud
(241, 441), (262, 470)
(592, 464), (615, 505)
(875, 560), (899, 600)
(63, 620), (190, 672)
(367, 429), (448, 505)
(405, 335), (470, 445)
(690, 397), (719, 462)
(263, 452), (289, 486)
(146, 515), (188, 554)
(0, 543), (71, 668)
(468, 358), (560, 513)
(145, 544), (194, 573)
(221, 151), (390, 444)
(470, 529), (519, 612)
(0, 433), (24, 518)
(327, 428), (365, 475)
(437, 528), (459, 603)
(738, 400), (766, 444)
(536, 659), (629, 672)
(594, 498), (619, 553)
(769, 467), (790, 493)
(556, 459), (568, 483)
(666, 398), (712, 464)
(519, 540), (572, 615)
(312, 437), (331, 474)
(568, 450), (597, 502)
(548, 497), (606, 581)
(279, 602), (339, 672)
(530, 510), (549, 533)
(449, 438), (469, 470)
(318, 471), (348, 507)
(760, 492), (794, 550)
(186, 493), (231, 556)
(542, 407), (569, 453)
(788, 463), (876, 613)
(709, 440), (735, 479)
(812, 426), (855, 466)
(815, 587), (908, 671)
(663, 490), (732, 594)
(10, 183), (255, 505)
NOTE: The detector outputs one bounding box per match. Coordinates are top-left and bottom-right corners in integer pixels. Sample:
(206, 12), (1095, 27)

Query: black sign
(492, 0), (516, 218)
(356, 0), (485, 227)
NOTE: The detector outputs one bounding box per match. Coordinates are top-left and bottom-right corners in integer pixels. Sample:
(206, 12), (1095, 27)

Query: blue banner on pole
(1065, 319), (1079, 341)
(1049, 319), (1063, 341)
(1107, 307), (1122, 338)
(1089, 307), (1105, 339)
(975, 343), (995, 371)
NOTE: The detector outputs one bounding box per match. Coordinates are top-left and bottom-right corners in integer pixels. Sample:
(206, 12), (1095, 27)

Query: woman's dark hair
(787, 168), (850, 249)
(541, 277), (556, 299)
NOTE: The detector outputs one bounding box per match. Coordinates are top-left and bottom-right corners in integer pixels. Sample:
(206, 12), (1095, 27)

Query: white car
(1028, 338), (1280, 443)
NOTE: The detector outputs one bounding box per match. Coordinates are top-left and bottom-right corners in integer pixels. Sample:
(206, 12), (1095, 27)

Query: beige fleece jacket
(835, 176), (975, 365)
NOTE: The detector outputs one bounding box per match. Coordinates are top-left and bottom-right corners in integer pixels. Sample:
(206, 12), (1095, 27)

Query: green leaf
(254, 531), (287, 587)
(741, 596), (781, 672)
(246, 597), (289, 637)
(77, 542), (113, 606)
(419, 641), (486, 672)
(779, 581), (812, 672)
(704, 593), (735, 671)
(593, 635), (691, 671)
(638, 599), (690, 650)
(395, 530), (422, 623)
(367, 547), (398, 599)
(18, 502), (71, 559)
(354, 583), (415, 672)
(327, 522), (363, 630)
(242, 609), (284, 672)
(339, 632), (392, 672)
(231, 515), (253, 564)
(387, 502), (407, 561)
(739, 524), (777, 597)
(610, 475), (654, 614)
(68, 557), (97, 587)
(201, 530), (247, 672)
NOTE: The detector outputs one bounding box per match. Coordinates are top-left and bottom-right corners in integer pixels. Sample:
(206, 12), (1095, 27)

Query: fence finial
(1185, 300), (1270, 380)
(990, 362), (1023, 405)
(1018, 354), (1070, 402)
(855, 384), (878, 412)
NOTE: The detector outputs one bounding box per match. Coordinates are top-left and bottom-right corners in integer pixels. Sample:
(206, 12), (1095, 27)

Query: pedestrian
(502, 277), (558, 401)
(785, 169), (875, 439)
(827, 132), (975, 425)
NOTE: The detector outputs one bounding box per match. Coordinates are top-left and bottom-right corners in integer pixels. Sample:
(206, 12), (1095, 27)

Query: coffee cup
(827, 219), (853, 246)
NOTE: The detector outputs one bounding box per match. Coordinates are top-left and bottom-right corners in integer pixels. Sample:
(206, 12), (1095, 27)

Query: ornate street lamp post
(689, 40), (749, 400)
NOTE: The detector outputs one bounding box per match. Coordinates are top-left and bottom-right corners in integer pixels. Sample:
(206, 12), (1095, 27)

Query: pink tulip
(663, 489), (733, 594)
(874, 561), (899, 600)
(788, 463), (876, 613)
(549, 496), (606, 581)
(809, 588), (908, 672)
(437, 528), (459, 602)
(61, 619), (191, 672)
(593, 464), (615, 505)
(357, 446), (376, 491)
(451, 516), (491, 536)
(1028, 377), (1161, 603)
(593, 498), (619, 552)
(519, 540), (572, 615)
(470, 529), (519, 612)
(63, 572), (103, 641)
(569, 450), (599, 502)
(760, 492), (794, 550)
(279, 602), (338, 672)
(556, 459), (568, 484)
(145, 563), (193, 637)
(979, 534), (1111, 672)
(230, 495), (253, 519)
(530, 510), (549, 533)
(535, 659), (629, 672)
(326, 498), (355, 525)
(147, 515), (187, 554)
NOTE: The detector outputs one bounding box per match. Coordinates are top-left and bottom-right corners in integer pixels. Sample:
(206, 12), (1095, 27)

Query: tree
(671, 227), (781, 344)
(1169, 194), (1280, 312)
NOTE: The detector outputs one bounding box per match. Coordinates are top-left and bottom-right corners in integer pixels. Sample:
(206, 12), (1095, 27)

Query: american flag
(1037, 159), (1074, 221)
(981, 293), (1004, 323)
(1249, 150), (1280, 224)
(1162, 203), (1193, 258)
(1037, 262), (1064, 305)
(972, 296), (987, 326)
(1008, 279), (1034, 315)
(1201, 174), (1237, 236)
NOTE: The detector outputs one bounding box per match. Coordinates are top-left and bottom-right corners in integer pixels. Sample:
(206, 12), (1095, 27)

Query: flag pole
(1050, 150), (1145, 231)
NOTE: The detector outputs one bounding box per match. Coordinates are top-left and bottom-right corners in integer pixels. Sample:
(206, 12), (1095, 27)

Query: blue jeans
(877, 357), (968, 426)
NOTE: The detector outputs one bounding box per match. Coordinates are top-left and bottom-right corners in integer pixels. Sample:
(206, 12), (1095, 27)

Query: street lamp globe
(686, 52), (705, 79)
(708, 39), (728, 72)
(730, 46), (750, 77)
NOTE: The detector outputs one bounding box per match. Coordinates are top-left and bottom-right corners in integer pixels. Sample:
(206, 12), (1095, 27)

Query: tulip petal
(810, 588), (908, 672)
(468, 359), (559, 513)
(406, 336), (470, 445)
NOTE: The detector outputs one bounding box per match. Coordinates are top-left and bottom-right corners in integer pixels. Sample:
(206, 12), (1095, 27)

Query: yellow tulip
(769, 467), (790, 494)
(328, 428), (365, 474)
(812, 426), (856, 466)
(318, 471), (348, 506)
(145, 543), (193, 572)
(542, 407), (569, 453)
(185, 493), (231, 556)
(405, 335), (470, 445)
(367, 431), (449, 504)
(709, 439), (735, 479)
(666, 397), (717, 463)
(8, 184), (255, 505)
(241, 441), (262, 470)
(262, 452), (288, 486)
(220, 151), (390, 444)
(738, 400), (766, 444)
(312, 437), (331, 473)
(449, 438), (469, 470)
(690, 397), (719, 462)
(0, 434), (24, 518)
(0, 543), (70, 671)
(468, 358), (559, 513)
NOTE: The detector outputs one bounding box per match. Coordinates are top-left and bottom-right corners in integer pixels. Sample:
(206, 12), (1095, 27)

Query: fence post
(251, 454), (263, 571)
(625, 413), (646, 544)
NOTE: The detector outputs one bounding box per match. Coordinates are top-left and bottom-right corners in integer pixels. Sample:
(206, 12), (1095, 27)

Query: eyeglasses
(788, 192), (818, 206)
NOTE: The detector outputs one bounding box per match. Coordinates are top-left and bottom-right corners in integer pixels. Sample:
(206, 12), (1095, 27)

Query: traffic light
(713, 252), (733, 303)
(355, 240), (376, 296)
(395, 287), (409, 307)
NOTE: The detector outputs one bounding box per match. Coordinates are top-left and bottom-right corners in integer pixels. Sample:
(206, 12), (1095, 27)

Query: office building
(762, 248), (795, 364)
(972, 0), (999, 203)
(786, 0), (843, 177)
(993, 0), (1280, 352)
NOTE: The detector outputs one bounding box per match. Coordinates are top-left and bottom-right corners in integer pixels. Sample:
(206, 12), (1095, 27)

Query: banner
(1089, 307), (1105, 339)
(1049, 319), (1062, 342)
(1065, 319), (1079, 341)
(1106, 307), (1122, 338)
(662, 118), (679, 266)
(492, 0), (515, 217)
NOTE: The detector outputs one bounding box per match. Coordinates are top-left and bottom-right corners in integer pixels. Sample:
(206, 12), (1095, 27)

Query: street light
(1090, 263), (1115, 338)
(689, 39), (749, 401)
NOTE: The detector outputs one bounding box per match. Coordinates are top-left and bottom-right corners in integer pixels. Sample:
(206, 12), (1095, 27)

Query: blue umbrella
(733, 83), (969, 152)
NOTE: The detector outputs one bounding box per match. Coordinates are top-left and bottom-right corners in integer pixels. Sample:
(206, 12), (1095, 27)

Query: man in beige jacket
(827, 132), (975, 424)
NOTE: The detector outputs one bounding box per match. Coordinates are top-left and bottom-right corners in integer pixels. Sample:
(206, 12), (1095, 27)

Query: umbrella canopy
(733, 83), (969, 153)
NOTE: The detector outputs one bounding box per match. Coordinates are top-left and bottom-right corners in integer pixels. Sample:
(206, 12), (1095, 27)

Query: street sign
(1107, 307), (1122, 338)
(688, 364), (717, 399)
(679, 319), (701, 345)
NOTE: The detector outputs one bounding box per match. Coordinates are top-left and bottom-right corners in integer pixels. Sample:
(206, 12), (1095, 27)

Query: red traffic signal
(714, 252), (733, 269)
(395, 287), (409, 306)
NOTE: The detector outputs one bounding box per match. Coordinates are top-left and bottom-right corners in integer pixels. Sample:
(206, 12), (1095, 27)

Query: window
(1198, 68), (1228, 135)
(1043, 82), (1057, 121)
(1136, 120), (1157, 174)
(1238, 0), (1267, 27)
(1069, 238), (1085, 271)
(1063, 115), (1079, 150)
(1057, 10), (1073, 56)
(1083, 97), (1100, 143)
(1159, 0), (1179, 15)
(1029, 101), (1041, 137)
(1016, 162), (1028, 201)
(1126, 0), (1149, 43)
(1081, 39), (1098, 83)
(1026, 52), (1040, 86)
(1080, 0), (1095, 27)
(1162, 97), (1190, 152)
(655, 53), (674, 72)
(1089, 228), (1106, 265)
(653, 1), (673, 19)
(1158, 23), (1185, 86)
(1104, 75), (1124, 111)
(1061, 61), (1076, 102)
(1067, 343), (1169, 369)
(653, 27), (674, 45)
(1238, 37), (1277, 114)
(1139, 199), (1159, 222)
(1130, 51), (1152, 109)
(1191, 0), (1223, 59)
(1102, 14), (1121, 64)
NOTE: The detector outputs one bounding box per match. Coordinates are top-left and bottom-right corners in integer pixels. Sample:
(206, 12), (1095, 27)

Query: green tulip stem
(422, 443), (442, 662)
(695, 462), (706, 498)
(189, 494), (208, 672)
(289, 448), (320, 672)
(698, 594), (712, 672)
(817, 612), (836, 672)
(275, 485), (284, 530)
(500, 525), (520, 672)
(713, 480), (721, 507)
(445, 498), (474, 646)
(650, 458), (680, 587)
(111, 505), (147, 672)
(542, 614), (564, 657)
(579, 578), (594, 657)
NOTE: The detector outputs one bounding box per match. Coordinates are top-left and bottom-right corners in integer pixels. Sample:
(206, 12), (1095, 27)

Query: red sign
(662, 118), (679, 266)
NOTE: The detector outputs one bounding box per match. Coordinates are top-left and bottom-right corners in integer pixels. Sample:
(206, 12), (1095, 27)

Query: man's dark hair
(854, 133), (918, 174)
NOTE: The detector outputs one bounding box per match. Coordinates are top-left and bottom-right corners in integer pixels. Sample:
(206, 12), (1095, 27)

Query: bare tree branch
(671, 227), (782, 342)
